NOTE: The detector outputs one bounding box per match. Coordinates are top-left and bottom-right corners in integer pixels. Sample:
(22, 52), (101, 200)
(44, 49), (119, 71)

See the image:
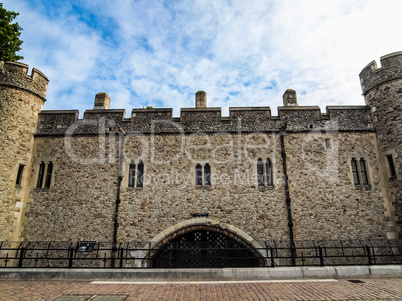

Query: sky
(3, 0), (402, 117)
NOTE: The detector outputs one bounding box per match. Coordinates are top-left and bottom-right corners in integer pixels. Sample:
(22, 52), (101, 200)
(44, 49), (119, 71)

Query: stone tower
(359, 51), (402, 238)
(0, 61), (49, 241)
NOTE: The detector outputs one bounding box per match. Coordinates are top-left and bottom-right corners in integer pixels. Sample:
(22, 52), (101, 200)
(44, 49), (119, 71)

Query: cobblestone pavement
(0, 278), (401, 300)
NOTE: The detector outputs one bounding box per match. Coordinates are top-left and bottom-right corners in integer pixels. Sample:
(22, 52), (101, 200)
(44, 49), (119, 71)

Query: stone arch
(136, 218), (267, 268)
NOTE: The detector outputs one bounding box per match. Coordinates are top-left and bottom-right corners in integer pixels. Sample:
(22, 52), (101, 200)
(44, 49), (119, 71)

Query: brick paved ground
(0, 278), (401, 300)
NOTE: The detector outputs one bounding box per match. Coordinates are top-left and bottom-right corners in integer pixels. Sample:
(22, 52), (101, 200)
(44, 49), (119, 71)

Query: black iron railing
(0, 240), (401, 269)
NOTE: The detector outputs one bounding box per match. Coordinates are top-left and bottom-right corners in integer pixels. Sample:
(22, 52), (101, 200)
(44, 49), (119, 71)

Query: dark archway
(150, 226), (264, 268)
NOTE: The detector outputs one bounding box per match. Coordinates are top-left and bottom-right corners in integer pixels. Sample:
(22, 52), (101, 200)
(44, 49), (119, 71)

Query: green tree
(0, 3), (23, 61)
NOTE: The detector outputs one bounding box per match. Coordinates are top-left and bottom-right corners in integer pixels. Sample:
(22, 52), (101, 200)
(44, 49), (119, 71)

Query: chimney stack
(195, 91), (207, 108)
(94, 92), (111, 109)
(283, 89), (298, 106)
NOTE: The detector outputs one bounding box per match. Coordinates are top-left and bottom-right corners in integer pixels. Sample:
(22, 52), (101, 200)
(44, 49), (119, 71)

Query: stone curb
(0, 265), (401, 281)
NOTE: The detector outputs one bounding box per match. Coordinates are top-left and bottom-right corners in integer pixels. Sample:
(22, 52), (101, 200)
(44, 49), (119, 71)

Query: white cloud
(3, 0), (402, 117)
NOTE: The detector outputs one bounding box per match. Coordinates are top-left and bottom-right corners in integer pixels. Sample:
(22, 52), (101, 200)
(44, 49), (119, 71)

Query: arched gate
(150, 227), (264, 268)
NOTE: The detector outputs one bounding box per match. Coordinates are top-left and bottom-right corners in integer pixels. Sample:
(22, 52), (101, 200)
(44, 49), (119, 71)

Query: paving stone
(53, 296), (92, 301)
(0, 278), (401, 300)
(92, 296), (128, 301)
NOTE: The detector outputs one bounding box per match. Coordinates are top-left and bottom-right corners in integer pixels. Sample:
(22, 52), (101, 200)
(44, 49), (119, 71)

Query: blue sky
(3, 0), (402, 116)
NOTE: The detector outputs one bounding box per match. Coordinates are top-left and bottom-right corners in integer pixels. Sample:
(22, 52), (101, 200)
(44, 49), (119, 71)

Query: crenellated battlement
(36, 105), (374, 135)
(0, 61), (49, 100)
(359, 51), (402, 95)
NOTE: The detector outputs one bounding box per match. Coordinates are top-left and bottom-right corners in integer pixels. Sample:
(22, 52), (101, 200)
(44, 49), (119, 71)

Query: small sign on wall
(76, 241), (96, 252)
(191, 213), (209, 217)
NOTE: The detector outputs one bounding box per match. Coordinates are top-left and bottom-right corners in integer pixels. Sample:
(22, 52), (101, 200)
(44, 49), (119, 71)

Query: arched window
(195, 164), (202, 186)
(204, 163), (211, 186)
(128, 160), (136, 188)
(257, 158), (265, 186)
(44, 161), (53, 189)
(36, 161), (55, 189)
(137, 160), (144, 188)
(351, 158), (360, 185)
(360, 159), (369, 185)
(36, 162), (45, 188)
(194, 163), (212, 186)
(265, 158), (273, 186)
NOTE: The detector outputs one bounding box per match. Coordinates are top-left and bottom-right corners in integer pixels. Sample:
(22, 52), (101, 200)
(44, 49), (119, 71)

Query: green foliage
(142, 105), (155, 109)
(0, 3), (23, 61)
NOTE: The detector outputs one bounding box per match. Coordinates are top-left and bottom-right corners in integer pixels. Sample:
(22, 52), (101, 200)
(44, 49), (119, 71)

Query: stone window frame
(34, 159), (55, 190)
(254, 154), (275, 190)
(321, 135), (336, 151)
(349, 155), (371, 190)
(192, 162), (214, 188)
(324, 138), (331, 150)
(125, 159), (146, 190)
(384, 150), (398, 181)
(351, 158), (360, 185)
(359, 159), (369, 185)
(128, 159), (136, 188)
(44, 161), (53, 189)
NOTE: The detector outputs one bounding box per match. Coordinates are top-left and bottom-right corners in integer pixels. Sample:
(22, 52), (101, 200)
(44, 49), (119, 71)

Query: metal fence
(0, 239), (401, 269)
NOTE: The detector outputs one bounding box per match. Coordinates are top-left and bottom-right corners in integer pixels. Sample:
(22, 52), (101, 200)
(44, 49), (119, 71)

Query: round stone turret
(359, 51), (402, 239)
(0, 61), (49, 241)
(195, 91), (207, 108)
(359, 51), (402, 95)
(0, 61), (48, 100)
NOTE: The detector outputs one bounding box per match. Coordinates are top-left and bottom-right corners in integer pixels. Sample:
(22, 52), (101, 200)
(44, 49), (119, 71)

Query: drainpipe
(112, 127), (126, 267)
(279, 124), (296, 265)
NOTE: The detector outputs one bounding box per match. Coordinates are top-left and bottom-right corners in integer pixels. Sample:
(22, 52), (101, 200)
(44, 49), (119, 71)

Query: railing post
(291, 246), (296, 266)
(18, 247), (25, 268)
(4, 253), (9, 268)
(319, 246), (324, 266)
(366, 245), (372, 265)
(119, 247), (124, 268)
(371, 245), (376, 265)
(169, 248), (172, 269)
(270, 247), (275, 267)
(68, 247), (74, 268)
(148, 242), (152, 268)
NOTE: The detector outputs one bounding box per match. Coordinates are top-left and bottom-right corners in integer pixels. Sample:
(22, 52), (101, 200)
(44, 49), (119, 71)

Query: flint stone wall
(36, 106), (373, 136)
(21, 129), (390, 243)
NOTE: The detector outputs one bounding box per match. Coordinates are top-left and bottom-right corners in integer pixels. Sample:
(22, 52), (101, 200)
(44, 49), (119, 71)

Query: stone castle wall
(287, 132), (389, 240)
(1, 51), (401, 247)
(22, 126), (391, 243)
(0, 62), (48, 241)
(22, 136), (117, 241)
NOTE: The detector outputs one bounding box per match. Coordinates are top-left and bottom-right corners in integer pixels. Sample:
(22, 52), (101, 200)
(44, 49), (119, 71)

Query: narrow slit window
(351, 159), (360, 185)
(128, 160), (136, 187)
(266, 158), (273, 186)
(15, 164), (24, 186)
(325, 139), (331, 149)
(386, 155), (397, 179)
(44, 161), (53, 189)
(137, 160), (144, 188)
(195, 164), (202, 185)
(359, 159), (369, 185)
(36, 162), (45, 188)
(257, 158), (265, 186)
(204, 163), (211, 186)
